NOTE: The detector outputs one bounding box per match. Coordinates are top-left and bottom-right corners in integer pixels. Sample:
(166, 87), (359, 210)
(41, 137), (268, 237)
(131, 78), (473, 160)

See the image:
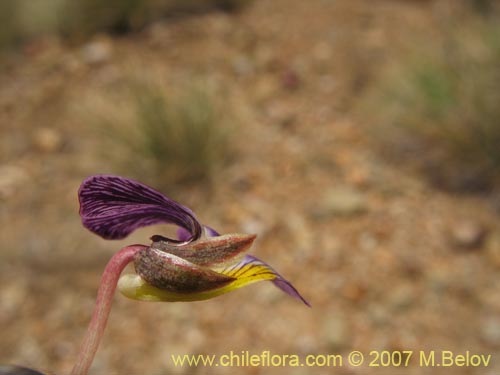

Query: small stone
(313, 187), (368, 218)
(449, 220), (488, 249)
(17, 336), (46, 364)
(481, 317), (500, 347)
(232, 55), (254, 76)
(0, 165), (29, 199)
(285, 212), (313, 253)
(81, 39), (112, 65)
(369, 304), (390, 325)
(313, 41), (333, 62)
(240, 218), (267, 237)
(323, 315), (350, 350)
(0, 279), (28, 320)
(387, 284), (415, 311)
(33, 127), (63, 153)
(358, 232), (378, 251)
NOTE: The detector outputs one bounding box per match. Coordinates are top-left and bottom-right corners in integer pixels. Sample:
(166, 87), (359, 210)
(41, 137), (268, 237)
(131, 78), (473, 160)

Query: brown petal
(150, 233), (257, 267)
(134, 247), (235, 293)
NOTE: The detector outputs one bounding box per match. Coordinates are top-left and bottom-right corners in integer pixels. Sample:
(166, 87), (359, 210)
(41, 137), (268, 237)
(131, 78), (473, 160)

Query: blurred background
(1, 0), (500, 374)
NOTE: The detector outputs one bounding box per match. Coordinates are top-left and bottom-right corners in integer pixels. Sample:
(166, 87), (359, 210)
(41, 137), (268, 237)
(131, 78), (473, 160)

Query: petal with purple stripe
(118, 252), (309, 305)
(216, 255), (310, 306)
(78, 175), (202, 241)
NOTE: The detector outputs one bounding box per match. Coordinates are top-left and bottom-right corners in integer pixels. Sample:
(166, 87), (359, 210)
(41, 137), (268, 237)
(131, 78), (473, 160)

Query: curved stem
(71, 245), (147, 375)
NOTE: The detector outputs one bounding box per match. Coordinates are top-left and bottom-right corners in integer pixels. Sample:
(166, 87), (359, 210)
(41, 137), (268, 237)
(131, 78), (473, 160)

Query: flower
(79, 175), (309, 306)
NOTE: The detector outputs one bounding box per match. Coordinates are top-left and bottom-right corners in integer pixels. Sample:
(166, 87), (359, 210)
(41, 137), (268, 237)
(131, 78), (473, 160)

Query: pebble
(285, 212), (313, 253)
(358, 232), (378, 251)
(0, 165), (29, 199)
(232, 55), (255, 76)
(295, 334), (318, 354)
(369, 304), (390, 326)
(17, 336), (46, 364)
(312, 41), (334, 63)
(313, 187), (368, 218)
(323, 315), (350, 350)
(387, 283), (415, 311)
(240, 218), (267, 237)
(0, 279), (28, 321)
(81, 39), (112, 65)
(481, 317), (500, 347)
(449, 220), (488, 250)
(33, 127), (63, 153)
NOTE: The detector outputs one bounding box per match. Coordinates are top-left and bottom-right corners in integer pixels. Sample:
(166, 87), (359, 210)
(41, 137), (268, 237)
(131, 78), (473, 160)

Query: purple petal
(233, 255), (310, 307)
(204, 225), (220, 237)
(177, 227), (191, 242)
(271, 278), (310, 307)
(79, 175), (202, 241)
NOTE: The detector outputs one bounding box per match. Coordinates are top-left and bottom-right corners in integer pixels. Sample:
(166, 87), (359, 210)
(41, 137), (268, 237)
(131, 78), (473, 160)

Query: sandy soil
(1, 1), (500, 374)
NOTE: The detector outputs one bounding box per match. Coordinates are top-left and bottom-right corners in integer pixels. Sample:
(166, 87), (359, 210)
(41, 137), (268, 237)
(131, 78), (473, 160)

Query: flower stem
(71, 245), (147, 375)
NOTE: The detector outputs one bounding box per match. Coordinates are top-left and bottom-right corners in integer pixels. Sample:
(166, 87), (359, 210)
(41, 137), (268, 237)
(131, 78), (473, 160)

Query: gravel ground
(1, 1), (500, 374)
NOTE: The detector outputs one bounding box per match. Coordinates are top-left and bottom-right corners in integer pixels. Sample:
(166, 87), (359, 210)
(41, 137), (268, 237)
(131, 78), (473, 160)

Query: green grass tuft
(90, 79), (233, 189)
(361, 14), (500, 192)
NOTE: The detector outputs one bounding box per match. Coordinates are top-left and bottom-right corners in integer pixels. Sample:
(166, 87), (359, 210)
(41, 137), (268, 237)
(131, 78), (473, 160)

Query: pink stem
(71, 245), (147, 375)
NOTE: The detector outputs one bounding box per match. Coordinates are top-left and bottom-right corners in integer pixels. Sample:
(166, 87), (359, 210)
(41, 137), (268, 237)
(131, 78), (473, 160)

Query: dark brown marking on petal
(134, 247), (235, 294)
(150, 233), (257, 267)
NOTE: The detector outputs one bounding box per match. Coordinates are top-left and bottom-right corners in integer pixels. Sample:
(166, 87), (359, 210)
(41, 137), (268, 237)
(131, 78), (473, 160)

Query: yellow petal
(118, 258), (277, 302)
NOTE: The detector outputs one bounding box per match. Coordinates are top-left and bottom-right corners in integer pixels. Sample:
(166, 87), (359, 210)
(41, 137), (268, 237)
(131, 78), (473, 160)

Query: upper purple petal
(78, 175), (202, 241)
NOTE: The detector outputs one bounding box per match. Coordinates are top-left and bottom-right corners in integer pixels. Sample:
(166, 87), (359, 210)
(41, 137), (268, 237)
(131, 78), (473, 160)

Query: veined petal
(120, 253), (309, 306)
(134, 247), (235, 293)
(215, 255), (310, 307)
(78, 175), (202, 241)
